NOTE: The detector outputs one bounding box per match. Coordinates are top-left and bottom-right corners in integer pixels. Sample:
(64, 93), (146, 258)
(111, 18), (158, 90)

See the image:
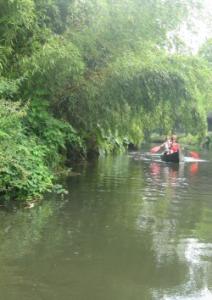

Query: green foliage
(179, 133), (201, 146)
(0, 77), (19, 98)
(198, 39), (212, 111)
(67, 0), (200, 67)
(81, 48), (208, 147)
(25, 100), (85, 166)
(0, 0), (211, 201)
(0, 100), (53, 201)
(199, 38), (212, 65)
(20, 36), (84, 100)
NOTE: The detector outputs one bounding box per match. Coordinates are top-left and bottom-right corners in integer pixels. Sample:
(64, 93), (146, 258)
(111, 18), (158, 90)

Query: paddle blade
(150, 146), (161, 153)
(189, 151), (200, 159)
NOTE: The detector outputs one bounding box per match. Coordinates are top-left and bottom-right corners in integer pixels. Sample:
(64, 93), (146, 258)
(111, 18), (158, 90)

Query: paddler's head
(171, 134), (177, 142)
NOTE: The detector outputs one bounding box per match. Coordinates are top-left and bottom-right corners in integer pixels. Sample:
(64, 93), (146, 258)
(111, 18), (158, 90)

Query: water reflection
(0, 154), (212, 300)
(189, 162), (199, 175)
(150, 161), (200, 178)
(140, 159), (212, 299)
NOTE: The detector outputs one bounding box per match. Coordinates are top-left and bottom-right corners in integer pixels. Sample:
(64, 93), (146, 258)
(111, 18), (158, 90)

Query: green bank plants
(0, 100), (53, 202)
(24, 100), (86, 166)
(178, 133), (202, 149)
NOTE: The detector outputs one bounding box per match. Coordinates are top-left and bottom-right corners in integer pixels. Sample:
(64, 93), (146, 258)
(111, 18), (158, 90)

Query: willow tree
(59, 0), (208, 150)
(198, 39), (212, 112)
(0, 0), (211, 200)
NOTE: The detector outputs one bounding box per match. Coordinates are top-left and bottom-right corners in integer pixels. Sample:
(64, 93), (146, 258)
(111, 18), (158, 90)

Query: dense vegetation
(0, 0), (211, 201)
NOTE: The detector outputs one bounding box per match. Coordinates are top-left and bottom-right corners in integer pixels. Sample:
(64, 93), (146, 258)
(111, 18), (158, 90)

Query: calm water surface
(1, 150), (212, 300)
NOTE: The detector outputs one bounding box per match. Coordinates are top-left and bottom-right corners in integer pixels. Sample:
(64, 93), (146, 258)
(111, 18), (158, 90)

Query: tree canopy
(0, 0), (211, 201)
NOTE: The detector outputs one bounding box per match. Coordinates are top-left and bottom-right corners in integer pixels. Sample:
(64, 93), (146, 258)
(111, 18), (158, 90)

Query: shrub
(0, 100), (53, 201)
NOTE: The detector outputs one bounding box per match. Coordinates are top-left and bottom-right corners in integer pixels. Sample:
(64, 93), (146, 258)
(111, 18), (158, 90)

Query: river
(0, 150), (212, 300)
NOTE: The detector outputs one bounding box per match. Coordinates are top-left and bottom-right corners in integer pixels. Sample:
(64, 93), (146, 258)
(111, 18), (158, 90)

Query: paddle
(150, 145), (161, 153)
(189, 151), (200, 159)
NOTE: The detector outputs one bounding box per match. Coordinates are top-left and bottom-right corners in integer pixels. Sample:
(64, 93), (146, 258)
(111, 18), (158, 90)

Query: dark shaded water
(1, 150), (212, 300)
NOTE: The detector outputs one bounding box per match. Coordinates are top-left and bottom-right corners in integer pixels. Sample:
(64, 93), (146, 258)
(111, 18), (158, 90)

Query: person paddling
(161, 135), (171, 154)
(169, 135), (180, 154)
(150, 135), (179, 154)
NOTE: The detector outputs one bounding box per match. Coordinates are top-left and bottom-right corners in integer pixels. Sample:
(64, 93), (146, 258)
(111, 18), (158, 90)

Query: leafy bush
(0, 100), (53, 201)
(24, 100), (86, 166)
